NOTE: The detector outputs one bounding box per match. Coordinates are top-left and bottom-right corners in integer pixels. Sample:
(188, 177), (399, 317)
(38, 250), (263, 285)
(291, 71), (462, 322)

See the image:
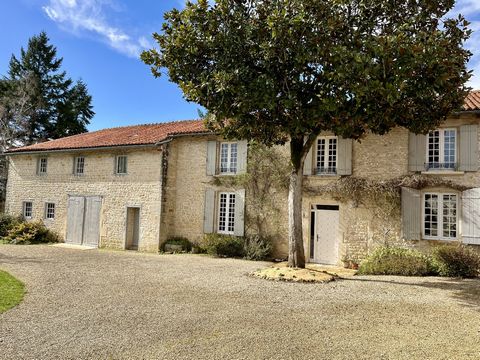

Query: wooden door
(66, 196), (85, 245)
(314, 207), (339, 265)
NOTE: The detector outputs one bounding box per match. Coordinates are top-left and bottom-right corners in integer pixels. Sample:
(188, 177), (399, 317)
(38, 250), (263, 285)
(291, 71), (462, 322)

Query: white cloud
(42, 0), (150, 58)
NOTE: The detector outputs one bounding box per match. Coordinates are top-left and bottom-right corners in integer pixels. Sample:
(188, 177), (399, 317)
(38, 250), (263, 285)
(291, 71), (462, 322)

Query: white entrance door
(313, 207), (339, 264)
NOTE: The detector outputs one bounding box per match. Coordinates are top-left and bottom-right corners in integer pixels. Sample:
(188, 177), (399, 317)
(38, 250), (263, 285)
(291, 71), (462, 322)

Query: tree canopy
(0, 31), (94, 150)
(142, 0), (472, 267)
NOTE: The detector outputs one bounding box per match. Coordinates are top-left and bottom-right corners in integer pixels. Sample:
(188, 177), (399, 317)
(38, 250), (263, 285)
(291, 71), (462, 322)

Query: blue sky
(0, 0), (479, 131)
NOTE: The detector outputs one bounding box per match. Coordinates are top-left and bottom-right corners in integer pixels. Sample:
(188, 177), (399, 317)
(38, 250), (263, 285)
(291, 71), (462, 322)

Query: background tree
(142, 0), (471, 267)
(2, 31), (94, 145)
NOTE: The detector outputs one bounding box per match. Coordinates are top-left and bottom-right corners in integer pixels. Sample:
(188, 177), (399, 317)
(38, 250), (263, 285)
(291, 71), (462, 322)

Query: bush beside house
(359, 245), (480, 278)
(0, 214), (59, 244)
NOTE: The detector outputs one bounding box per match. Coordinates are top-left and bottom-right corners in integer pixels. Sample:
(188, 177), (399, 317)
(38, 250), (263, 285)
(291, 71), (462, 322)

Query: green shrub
(0, 214), (22, 238)
(431, 245), (480, 278)
(244, 235), (272, 261)
(4, 221), (60, 245)
(358, 246), (436, 276)
(203, 233), (245, 257)
(161, 237), (192, 252)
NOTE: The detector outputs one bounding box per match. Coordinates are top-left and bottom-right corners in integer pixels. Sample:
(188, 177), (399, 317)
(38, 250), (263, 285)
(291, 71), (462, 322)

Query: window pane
(424, 194), (438, 237)
(24, 202), (32, 218)
(117, 156), (127, 174)
(427, 131), (440, 169)
(46, 203), (55, 219)
(316, 139), (326, 173)
(443, 130), (456, 169)
(218, 193), (227, 232)
(328, 138), (337, 173)
(230, 143), (237, 173)
(75, 157), (85, 174)
(442, 194), (457, 238)
(220, 144), (229, 173)
(228, 194), (236, 233)
(39, 158), (48, 174)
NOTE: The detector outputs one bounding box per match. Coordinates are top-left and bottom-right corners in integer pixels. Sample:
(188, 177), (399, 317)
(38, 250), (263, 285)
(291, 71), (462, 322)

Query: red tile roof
(7, 120), (208, 153)
(463, 90), (480, 111)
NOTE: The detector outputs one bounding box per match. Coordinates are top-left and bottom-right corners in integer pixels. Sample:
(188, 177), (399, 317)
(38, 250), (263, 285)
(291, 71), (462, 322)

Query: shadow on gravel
(0, 253), (44, 264)
(342, 277), (480, 310)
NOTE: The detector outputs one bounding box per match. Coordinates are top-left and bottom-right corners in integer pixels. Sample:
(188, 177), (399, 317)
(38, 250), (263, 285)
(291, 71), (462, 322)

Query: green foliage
(358, 246), (436, 276)
(0, 270), (24, 313)
(143, 0), (471, 146)
(0, 213), (22, 238)
(1, 31), (94, 146)
(3, 221), (60, 245)
(244, 235), (273, 261)
(203, 233), (245, 258)
(431, 245), (480, 278)
(161, 236), (192, 252)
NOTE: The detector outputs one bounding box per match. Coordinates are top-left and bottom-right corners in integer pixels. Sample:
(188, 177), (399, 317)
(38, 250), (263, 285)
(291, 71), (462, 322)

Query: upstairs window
(426, 129), (456, 170)
(37, 157), (48, 175)
(316, 137), (337, 175)
(74, 156), (85, 175)
(45, 203), (55, 220)
(116, 155), (128, 174)
(220, 142), (238, 174)
(218, 192), (236, 234)
(23, 201), (33, 218)
(423, 193), (457, 240)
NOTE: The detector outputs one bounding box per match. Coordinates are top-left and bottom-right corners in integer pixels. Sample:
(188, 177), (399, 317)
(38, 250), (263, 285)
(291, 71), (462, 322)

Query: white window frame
(37, 157), (48, 175)
(425, 128), (457, 171)
(23, 201), (33, 219)
(115, 155), (128, 175)
(45, 202), (55, 220)
(219, 142), (238, 175)
(74, 156), (85, 176)
(217, 192), (236, 234)
(422, 192), (459, 241)
(315, 136), (338, 175)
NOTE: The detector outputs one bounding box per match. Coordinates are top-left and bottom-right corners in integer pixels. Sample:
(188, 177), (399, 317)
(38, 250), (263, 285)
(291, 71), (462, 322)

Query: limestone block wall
(5, 147), (163, 252)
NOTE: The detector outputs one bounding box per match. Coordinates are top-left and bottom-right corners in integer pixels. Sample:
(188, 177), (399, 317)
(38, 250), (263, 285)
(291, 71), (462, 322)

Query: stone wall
(5, 147), (163, 251)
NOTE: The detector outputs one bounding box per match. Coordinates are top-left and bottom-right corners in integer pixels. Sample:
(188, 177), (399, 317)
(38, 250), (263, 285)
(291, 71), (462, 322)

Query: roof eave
(5, 143), (160, 156)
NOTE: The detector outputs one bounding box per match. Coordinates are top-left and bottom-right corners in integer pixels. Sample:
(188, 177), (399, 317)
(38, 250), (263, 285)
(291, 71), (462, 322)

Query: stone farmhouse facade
(4, 91), (480, 264)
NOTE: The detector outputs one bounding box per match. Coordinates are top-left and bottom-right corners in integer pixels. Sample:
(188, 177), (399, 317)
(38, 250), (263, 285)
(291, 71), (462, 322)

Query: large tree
(1, 31), (94, 146)
(142, 0), (471, 267)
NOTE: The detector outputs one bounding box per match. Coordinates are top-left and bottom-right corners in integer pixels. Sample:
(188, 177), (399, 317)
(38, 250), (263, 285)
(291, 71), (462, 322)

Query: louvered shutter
(236, 140), (248, 174)
(206, 141), (217, 176)
(234, 189), (246, 236)
(401, 187), (422, 240)
(462, 188), (480, 245)
(337, 137), (353, 175)
(408, 133), (426, 172)
(203, 188), (215, 234)
(459, 124), (479, 172)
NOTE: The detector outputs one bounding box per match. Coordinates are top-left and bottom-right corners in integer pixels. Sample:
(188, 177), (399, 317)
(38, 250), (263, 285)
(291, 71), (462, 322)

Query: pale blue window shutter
(234, 189), (245, 237)
(203, 189), (215, 234)
(206, 141), (217, 176)
(408, 133), (426, 172)
(303, 144), (313, 175)
(236, 140), (248, 174)
(401, 187), (422, 240)
(459, 124), (478, 172)
(462, 188), (480, 245)
(337, 137), (353, 175)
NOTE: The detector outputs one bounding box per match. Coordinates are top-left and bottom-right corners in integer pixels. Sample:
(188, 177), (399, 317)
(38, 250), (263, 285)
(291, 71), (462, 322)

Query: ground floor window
(423, 193), (457, 240)
(218, 192), (235, 234)
(45, 203), (55, 220)
(23, 201), (32, 218)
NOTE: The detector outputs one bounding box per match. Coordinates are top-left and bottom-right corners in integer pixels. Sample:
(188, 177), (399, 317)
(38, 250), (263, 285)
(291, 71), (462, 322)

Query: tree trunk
(287, 136), (310, 268)
(287, 164), (305, 268)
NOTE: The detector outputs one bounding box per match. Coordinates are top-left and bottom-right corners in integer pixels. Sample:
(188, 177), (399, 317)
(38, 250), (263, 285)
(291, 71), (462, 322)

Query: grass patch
(0, 270), (25, 313)
(251, 262), (339, 283)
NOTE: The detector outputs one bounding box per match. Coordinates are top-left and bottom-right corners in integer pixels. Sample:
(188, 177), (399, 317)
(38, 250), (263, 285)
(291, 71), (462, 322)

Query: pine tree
(3, 31), (94, 145)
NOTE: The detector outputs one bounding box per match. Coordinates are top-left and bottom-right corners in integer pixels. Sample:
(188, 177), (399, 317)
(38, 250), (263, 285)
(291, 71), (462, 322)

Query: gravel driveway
(1, 245), (480, 360)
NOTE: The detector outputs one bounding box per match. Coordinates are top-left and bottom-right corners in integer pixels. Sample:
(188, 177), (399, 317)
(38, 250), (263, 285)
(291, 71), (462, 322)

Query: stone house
(4, 92), (480, 264)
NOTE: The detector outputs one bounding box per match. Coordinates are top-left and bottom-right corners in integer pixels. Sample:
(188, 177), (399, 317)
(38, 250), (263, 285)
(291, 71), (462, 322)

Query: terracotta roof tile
(463, 90), (480, 111)
(7, 119), (208, 153)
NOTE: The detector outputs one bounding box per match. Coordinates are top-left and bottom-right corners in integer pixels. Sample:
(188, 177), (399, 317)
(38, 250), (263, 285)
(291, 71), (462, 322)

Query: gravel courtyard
(1, 245), (480, 360)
